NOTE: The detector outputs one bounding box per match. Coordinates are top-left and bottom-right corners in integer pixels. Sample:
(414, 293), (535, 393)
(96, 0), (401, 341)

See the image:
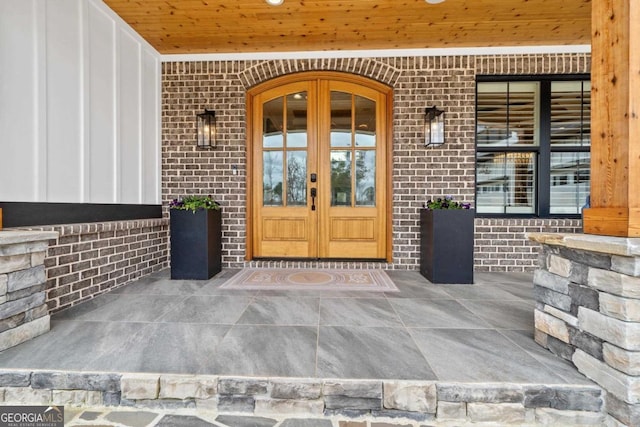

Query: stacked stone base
(0, 230), (58, 351)
(0, 370), (605, 426)
(529, 233), (640, 427)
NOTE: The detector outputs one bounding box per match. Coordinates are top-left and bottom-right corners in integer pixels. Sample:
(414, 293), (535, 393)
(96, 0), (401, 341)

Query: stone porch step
(0, 369), (606, 426)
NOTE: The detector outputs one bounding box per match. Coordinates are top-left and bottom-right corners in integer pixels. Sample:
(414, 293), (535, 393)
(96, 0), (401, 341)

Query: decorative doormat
(219, 268), (399, 292)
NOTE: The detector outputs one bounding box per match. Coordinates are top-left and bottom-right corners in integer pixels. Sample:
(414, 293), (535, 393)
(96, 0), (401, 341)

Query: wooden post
(582, 0), (640, 237)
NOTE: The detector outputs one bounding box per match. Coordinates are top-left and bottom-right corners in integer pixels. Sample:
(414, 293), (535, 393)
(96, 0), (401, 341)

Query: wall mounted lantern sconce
(424, 106), (445, 147)
(196, 110), (216, 149)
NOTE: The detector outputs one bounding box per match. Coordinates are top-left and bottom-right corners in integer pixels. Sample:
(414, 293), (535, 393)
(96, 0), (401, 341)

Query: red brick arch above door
(238, 58), (401, 90)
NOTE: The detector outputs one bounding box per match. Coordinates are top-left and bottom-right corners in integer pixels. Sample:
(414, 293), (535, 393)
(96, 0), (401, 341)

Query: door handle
(310, 188), (317, 211)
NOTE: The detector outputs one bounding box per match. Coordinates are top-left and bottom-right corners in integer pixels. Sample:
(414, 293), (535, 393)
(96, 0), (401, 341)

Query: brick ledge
(14, 218), (168, 236)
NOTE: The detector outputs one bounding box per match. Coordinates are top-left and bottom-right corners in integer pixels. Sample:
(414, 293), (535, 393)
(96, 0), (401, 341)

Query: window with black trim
(476, 77), (590, 217)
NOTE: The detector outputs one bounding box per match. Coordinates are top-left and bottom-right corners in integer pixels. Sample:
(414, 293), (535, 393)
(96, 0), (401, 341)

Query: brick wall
(162, 53), (590, 271)
(29, 219), (168, 313)
(475, 218), (582, 272)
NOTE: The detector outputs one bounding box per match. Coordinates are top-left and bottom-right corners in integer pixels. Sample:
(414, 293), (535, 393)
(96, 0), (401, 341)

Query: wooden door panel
(327, 216), (379, 258)
(257, 208), (313, 257)
(327, 241), (380, 259)
(262, 217), (308, 240)
(329, 217), (376, 241)
(319, 80), (387, 259)
(249, 73), (391, 260)
(252, 81), (318, 258)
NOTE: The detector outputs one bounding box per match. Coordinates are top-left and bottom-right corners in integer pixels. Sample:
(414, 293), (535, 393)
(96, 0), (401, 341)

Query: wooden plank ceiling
(103, 0), (591, 54)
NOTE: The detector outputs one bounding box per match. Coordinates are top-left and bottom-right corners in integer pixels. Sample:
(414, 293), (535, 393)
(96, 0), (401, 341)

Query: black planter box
(420, 209), (475, 284)
(170, 209), (222, 280)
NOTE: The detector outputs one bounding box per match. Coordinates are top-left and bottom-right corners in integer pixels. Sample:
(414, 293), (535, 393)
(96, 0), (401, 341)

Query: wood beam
(583, 0), (640, 237)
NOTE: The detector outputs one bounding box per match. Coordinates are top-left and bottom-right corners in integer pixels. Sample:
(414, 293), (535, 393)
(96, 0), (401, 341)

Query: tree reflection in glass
(287, 151), (307, 206)
(355, 150), (375, 206)
(331, 151), (351, 206)
(263, 151), (283, 206)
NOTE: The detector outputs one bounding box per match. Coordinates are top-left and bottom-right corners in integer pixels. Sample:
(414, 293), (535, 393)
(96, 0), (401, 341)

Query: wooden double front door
(249, 73), (391, 260)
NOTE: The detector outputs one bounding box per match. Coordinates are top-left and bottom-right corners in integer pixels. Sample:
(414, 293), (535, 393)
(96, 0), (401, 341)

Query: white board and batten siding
(0, 0), (161, 205)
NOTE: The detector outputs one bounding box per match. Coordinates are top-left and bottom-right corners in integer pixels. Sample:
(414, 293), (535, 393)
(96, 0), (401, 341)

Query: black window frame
(475, 74), (591, 219)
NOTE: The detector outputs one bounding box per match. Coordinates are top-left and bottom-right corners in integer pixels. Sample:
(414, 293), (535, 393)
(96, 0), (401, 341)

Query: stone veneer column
(528, 232), (640, 426)
(0, 230), (59, 351)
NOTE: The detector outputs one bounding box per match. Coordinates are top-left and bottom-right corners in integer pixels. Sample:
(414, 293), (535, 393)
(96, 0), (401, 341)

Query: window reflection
(355, 96), (376, 147)
(286, 92), (308, 148)
(355, 150), (375, 206)
(263, 151), (283, 206)
(287, 151), (307, 206)
(476, 152), (536, 214)
(328, 92), (377, 207)
(331, 151), (352, 206)
(550, 152), (590, 214)
(263, 91), (309, 207)
(263, 97), (284, 148)
(476, 79), (590, 217)
(551, 81), (590, 147)
(477, 82), (540, 147)
(331, 92), (352, 147)
(331, 131), (352, 147)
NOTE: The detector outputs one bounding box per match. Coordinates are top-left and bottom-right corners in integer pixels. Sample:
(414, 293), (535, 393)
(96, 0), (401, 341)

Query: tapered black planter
(420, 209), (474, 284)
(170, 209), (222, 280)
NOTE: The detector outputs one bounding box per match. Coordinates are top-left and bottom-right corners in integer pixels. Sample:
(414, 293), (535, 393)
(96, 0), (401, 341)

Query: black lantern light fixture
(424, 106), (445, 147)
(196, 110), (216, 149)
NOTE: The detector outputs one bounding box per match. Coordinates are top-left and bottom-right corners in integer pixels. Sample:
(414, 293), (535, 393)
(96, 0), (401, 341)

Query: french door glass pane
(551, 81), (591, 147)
(330, 91), (352, 147)
(263, 151), (283, 206)
(287, 151), (307, 206)
(476, 152), (536, 214)
(355, 150), (375, 206)
(286, 92), (308, 148)
(287, 132), (307, 148)
(550, 152), (590, 214)
(355, 96), (376, 147)
(477, 82), (540, 147)
(331, 151), (352, 206)
(263, 97), (284, 148)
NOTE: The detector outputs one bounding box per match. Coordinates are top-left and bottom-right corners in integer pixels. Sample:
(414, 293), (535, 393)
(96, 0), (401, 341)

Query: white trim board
(162, 44), (591, 63)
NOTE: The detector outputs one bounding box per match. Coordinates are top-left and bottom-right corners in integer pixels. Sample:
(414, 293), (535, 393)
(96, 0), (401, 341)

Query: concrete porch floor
(0, 270), (603, 426)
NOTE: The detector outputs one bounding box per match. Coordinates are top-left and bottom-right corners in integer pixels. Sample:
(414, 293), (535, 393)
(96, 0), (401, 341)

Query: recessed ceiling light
(266, 0), (284, 5)
(426, 0), (446, 4)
